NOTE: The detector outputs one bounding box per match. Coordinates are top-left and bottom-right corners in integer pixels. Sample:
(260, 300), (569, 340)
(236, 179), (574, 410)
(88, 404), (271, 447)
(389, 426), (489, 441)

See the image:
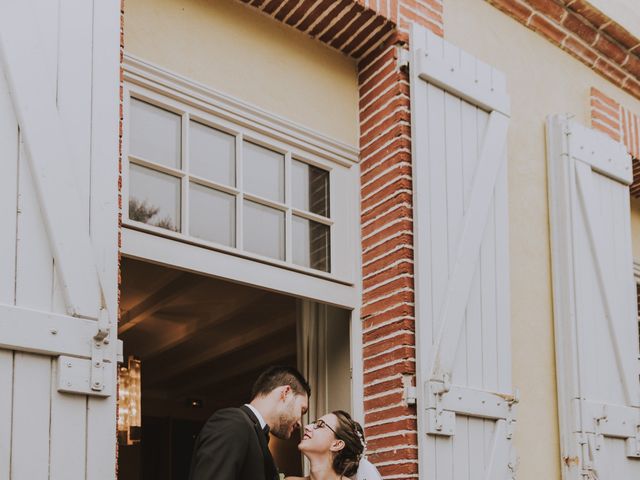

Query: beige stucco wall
(124, 0), (359, 146)
(444, 1), (640, 479)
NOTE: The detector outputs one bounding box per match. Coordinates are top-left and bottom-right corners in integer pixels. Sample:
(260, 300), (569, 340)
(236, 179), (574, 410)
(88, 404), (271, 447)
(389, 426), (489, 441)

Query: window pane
(292, 160), (329, 217)
(129, 164), (180, 232)
(129, 99), (181, 168)
(190, 121), (235, 186)
(293, 216), (330, 272)
(243, 200), (284, 260)
(189, 183), (235, 246)
(243, 142), (284, 202)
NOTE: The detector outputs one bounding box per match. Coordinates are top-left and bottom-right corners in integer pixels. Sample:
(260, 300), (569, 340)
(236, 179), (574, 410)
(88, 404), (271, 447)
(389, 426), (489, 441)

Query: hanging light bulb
(118, 356), (142, 445)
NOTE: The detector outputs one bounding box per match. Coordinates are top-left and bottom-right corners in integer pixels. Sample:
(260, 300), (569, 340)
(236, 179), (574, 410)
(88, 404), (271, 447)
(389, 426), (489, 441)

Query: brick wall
(358, 40), (417, 477)
(590, 87), (640, 197)
(486, 0), (640, 101)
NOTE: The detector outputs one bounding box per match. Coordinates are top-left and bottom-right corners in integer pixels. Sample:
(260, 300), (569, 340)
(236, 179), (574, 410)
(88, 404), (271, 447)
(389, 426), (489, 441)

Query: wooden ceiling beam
(144, 310), (295, 385)
(119, 272), (203, 334)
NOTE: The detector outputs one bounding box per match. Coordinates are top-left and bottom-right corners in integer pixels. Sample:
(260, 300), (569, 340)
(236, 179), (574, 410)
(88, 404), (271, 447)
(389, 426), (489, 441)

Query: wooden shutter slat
(411, 23), (516, 480)
(548, 115), (640, 479)
(430, 111), (509, 381)
(0, 0), (106, 321)
(575, 161), (636, 404)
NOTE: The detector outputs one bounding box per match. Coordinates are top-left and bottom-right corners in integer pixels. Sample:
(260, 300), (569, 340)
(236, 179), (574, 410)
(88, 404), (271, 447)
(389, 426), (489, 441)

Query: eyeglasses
(310, 419), (338, 436)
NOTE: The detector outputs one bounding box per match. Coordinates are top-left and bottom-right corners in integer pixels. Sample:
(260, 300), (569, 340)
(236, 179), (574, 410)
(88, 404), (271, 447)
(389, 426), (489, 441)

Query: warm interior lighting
(118, 356), (142, 446)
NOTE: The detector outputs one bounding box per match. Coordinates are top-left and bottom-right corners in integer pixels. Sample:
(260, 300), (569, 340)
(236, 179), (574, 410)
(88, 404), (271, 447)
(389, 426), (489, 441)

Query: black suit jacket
(189, 406), (279, 480)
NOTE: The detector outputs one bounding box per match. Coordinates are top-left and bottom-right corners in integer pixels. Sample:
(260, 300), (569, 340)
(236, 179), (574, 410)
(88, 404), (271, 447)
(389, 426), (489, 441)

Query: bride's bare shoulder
(284, 477), (308, 480)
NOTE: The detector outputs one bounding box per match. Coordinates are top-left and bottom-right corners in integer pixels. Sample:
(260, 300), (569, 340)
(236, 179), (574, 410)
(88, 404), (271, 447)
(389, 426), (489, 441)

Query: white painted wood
(50, 359), (88, 480)
(0, 67), (18, 307)
(122, 227), (359, 309)
(0, 350), (12, 480)
(58, 0), (94, 228)
(0, 1), (120, 479)
(15, 137), (55, 311)
(415, 31), (510, 116)
(0, 0), (108, 320)
(86, 0), (120, 477)
(11, 353), (52, 480)
(547, 115), (640, 480)
(411, 23), (515, 480)
(0, 304), (110, 358)
(429, 111), (508, 380)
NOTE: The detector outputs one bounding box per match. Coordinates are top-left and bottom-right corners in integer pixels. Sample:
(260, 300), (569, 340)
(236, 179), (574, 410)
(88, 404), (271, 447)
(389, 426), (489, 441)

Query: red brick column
(590, 87), (640, 196)
(359, 40), (417, 478)
(357, 2), (441, 475)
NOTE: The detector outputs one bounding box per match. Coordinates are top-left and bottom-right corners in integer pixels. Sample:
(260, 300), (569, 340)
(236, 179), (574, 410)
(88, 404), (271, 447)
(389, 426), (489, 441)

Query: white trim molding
(123, 53), (359, 167)
(121, 228), (358, 309)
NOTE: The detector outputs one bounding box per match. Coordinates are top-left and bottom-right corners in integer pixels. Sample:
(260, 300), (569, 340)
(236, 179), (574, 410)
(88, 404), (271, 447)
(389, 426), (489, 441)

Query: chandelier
(118, 356), (141, 446)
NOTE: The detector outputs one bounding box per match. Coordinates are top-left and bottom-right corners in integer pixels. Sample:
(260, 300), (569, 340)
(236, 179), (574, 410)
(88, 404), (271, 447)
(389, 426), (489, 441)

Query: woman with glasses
(285, 410), (382, 480)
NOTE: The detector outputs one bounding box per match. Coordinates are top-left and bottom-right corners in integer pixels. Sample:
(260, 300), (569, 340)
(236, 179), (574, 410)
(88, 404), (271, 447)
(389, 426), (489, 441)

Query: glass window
(127, 95), (334, 273)
(293, 216), (330, 272)
(243, 142), (284, 202)
(129, 99), (181, 168)
(292, 160), (330, 217)
(243, 200), (285, 261)
(190, 121), (235, 186)
(129, 164), (180, 232)
(189, 183), (235, 246)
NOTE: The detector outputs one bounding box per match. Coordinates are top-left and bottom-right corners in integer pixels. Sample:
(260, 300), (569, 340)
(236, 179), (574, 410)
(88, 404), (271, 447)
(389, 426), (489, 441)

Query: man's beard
(271, 413), (296, 439)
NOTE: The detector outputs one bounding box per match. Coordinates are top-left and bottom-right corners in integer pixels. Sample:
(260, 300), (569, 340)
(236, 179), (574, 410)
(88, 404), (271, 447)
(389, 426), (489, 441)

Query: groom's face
(271, 392), (308, 439)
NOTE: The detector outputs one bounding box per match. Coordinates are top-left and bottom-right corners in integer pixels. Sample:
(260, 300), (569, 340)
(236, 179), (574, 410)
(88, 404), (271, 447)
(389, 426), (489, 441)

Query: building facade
(0, 0), (639, 479)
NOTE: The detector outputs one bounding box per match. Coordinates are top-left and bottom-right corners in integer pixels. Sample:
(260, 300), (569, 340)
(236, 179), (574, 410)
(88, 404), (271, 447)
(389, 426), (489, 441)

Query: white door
(547, 115), (640, 480)
(410, 25), (517, 480)
(0, 1), (120, 479)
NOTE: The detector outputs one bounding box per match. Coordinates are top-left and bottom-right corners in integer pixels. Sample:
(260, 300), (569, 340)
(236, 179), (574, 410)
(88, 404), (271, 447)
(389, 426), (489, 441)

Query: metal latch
(426, 373), (455, 436)
(505, 387), (519, 440)
(57, 307), (113, 397)
(626, 423), (640, 458)
(397, 46), (410, 72)
(90, 307), (111, 392)
(402, 374), (417, 406)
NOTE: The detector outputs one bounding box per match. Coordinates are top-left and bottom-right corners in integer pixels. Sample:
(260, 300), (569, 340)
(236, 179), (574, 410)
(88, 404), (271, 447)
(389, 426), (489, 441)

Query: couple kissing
(189, 366), (381, 480)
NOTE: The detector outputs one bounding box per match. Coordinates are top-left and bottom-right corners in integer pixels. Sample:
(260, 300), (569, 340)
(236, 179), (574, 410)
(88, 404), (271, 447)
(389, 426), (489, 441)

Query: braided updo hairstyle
(331, 410), (366, 477)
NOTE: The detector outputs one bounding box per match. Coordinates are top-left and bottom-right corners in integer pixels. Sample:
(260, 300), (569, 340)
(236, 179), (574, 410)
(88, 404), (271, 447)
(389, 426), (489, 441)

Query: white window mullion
(181, 112), (190, 235)
(285, 151), (292, 262)
(236, 134), (243, 250)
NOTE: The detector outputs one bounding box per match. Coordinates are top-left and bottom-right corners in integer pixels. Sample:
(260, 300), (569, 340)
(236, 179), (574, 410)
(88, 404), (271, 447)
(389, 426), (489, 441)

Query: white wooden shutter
(410, 25), (517, 480)
(0, 1), (120, 479)
(547, 115), (640, 480)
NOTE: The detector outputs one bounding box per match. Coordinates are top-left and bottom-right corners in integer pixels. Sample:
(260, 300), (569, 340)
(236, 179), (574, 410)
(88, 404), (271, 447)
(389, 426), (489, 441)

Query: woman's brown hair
(331, 410), (365, 477)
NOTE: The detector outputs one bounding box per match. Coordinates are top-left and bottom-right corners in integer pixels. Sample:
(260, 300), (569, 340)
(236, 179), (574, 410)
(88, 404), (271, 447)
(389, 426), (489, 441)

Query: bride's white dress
(352, 458), (382, 480)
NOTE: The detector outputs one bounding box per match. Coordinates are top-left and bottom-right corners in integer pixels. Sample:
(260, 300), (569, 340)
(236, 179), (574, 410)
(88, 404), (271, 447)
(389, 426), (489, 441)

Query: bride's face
(298, 413), (344, 455)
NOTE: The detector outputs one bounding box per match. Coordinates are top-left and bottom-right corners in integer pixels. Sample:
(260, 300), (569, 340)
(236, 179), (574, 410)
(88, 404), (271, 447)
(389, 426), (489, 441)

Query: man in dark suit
(189, 366), (310, 480)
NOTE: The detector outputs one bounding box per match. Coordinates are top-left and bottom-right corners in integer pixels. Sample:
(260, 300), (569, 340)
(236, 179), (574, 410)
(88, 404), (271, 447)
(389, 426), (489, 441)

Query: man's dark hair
(250, 366), (311, 399)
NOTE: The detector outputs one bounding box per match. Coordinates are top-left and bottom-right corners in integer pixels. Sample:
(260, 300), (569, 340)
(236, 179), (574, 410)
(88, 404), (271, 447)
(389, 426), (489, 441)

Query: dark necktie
(262, 424), (270, 440)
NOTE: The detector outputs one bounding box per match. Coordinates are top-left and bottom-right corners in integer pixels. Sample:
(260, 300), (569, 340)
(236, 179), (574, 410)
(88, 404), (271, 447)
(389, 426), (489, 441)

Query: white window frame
(121, 54), (359, 289)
